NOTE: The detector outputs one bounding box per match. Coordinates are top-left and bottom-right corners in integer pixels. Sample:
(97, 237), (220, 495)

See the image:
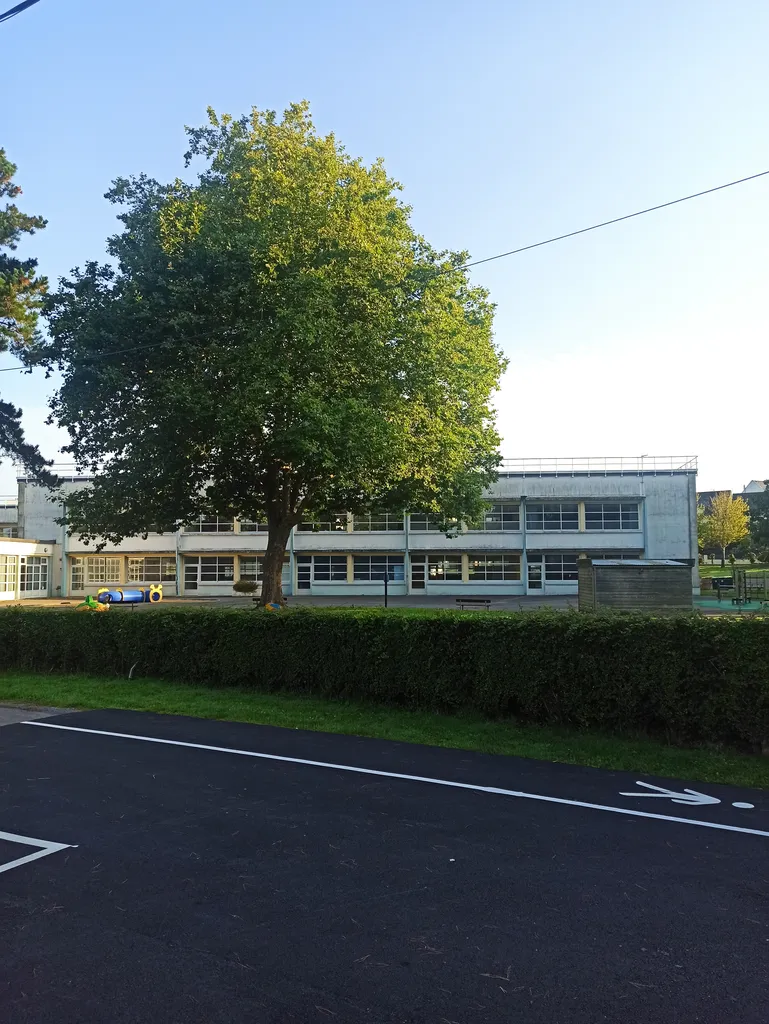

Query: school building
(0, 456), (699, 601)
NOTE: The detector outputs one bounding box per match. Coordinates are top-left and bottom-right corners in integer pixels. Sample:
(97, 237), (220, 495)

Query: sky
(1, 0), (767, 495)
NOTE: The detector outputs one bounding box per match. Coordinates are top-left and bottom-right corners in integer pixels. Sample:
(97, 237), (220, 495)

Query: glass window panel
(0, 554), (16, 592)
(353, 513), (404, 532)
(427, 555), (462, 581)
(70, 557), (84, 591)
(468, 553), (521, 581)
(353, 555), (405, 581)
(408, 514), (441, 531)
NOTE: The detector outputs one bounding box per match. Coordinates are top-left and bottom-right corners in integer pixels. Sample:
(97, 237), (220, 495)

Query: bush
(1, 607), (768, 750)
(232, 579), (258, 594)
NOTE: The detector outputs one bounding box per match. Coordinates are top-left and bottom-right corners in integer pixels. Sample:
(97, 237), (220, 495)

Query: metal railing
(498, 455), (697, 475)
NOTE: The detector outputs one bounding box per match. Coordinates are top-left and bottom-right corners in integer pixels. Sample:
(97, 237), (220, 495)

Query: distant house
(743, 480), (767, 494)
(697, 490), (729, 510)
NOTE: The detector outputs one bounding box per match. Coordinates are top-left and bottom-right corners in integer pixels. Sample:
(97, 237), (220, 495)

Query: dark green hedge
(1, 607), (768, 749)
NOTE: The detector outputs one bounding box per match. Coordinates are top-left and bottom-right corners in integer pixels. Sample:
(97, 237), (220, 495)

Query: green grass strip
(1, 671), (768, 791)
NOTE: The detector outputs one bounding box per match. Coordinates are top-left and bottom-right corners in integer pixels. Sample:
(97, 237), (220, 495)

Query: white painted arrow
(619, 781), (721, 806)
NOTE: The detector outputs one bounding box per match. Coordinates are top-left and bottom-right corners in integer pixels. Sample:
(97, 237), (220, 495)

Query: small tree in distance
(31, 104), (507, 604)
(701, 491), (749, 567)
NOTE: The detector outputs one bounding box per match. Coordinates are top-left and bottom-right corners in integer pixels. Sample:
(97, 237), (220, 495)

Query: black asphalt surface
(1, 709), (768, 1023)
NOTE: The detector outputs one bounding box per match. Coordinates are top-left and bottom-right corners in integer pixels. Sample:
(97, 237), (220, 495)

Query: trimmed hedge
(1, 607), (768, 750)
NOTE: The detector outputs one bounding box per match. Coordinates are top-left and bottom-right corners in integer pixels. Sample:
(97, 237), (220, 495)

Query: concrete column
(461, 553), (470, 583)
(578, 501), (586, 532)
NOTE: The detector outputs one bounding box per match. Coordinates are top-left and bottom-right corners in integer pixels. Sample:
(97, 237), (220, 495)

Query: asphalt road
(0, 708), (767, 1023)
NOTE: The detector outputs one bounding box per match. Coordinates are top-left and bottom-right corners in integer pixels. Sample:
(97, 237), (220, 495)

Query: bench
(455, 597), (492, 611)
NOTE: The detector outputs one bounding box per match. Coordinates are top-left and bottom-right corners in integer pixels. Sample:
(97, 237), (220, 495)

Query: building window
(296, 555), (347, 589)
(408, 514), (442, 532)
(298, 514), (348, 533)
(468, 553), (521, 581)
(86, 556), (122, 584)
(0, 554), (17, 592)
(478, 503), (520, 531)
(71, 557), (84, 591)
(352, 513), (404, 532)
(427, 555), (462, 581)
(584, 503), (640, 531)
(238, 520), (269, 533)
(183, 556), (235, 590)
(239, 555), (290, 582)
(127, 556), (176, 583)
(185, 516), (236, 533)
(526, 503), (579, 531)
(544, 554), (579, 581)
(590, 550), (642, 560)
(1, 526), (18, 538)
(352, 555), (405, 582)
(19, 556), (48, 592)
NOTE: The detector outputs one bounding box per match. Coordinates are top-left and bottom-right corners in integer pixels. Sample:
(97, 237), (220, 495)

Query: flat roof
(594, 559), (685, 567)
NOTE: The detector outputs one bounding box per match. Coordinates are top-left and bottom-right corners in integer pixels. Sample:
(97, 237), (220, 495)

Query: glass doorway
(410, 557), (426, 590)
(526, 556), (543, 593)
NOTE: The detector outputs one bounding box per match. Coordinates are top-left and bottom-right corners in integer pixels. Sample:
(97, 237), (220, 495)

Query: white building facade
(8, 456), (699, 601)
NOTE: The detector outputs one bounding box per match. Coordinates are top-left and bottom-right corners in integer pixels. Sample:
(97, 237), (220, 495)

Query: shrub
(0, 607), (768, 750)
(232, 579), (258, 594)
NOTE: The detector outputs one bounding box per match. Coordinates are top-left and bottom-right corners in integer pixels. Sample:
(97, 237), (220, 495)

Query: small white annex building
(4, 455), (699, 601)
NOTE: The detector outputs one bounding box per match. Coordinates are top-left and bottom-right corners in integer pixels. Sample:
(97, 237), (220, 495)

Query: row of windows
(184, 556), (292, 589)
(71, 556), (176, 588)
(69, 549), (642, 591)
(181, 503), (641, 535)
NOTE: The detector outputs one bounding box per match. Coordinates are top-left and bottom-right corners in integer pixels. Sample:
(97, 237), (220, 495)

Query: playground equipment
(710, 569), (769, 610)
(96, 584), (163, 605)
(75, 594), (109, 612)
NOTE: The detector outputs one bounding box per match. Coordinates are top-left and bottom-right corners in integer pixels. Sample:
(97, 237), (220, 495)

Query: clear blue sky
(2, 0), (768, 494)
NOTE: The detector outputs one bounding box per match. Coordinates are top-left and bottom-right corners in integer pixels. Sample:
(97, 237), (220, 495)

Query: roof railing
(498, 455), (697, 475)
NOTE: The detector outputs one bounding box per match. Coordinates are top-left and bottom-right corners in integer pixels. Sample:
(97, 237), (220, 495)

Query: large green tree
(0, 149), (54, 481)
(30, 104), (506, 603)
(701, 491), (750, 567)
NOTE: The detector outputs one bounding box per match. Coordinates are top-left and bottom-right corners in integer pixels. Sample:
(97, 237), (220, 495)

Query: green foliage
(0, 148), (47, 351)
(232, 579), (257, 594)
(29, 103), (506, 602)
(0, 150), (54, 481)
(746, 483), (769, 553)
(700, 491), (750, 566)
(1, 607), (768, 751)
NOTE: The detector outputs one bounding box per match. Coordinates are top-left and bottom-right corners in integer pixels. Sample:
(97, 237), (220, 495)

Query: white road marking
(618, 781), (721, 806)
(23, 720), (769, 839)
(733, 801), (756, 809)
(0, 829), (72, 876)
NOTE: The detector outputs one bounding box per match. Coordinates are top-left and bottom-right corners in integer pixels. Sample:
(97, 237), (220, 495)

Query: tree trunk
(260, 521), (293, 606)
(720, 545), (726, 568)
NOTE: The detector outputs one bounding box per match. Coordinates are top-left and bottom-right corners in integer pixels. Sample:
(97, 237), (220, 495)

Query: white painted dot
(732, 801), (755, 809)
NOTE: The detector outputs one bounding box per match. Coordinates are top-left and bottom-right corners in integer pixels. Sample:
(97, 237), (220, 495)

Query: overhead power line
(1, 166), (767, 374)
(461, 169), (769, 269)
(0, 0), (42, 24)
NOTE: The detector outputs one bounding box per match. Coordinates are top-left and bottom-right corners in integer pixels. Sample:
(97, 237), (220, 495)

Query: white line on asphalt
(23, 720), (769, 839)
(0, 828), (72, 876)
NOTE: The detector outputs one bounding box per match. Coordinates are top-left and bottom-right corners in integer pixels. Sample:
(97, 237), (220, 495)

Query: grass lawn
(699, 564), (769, 578)
(1, 671), (768, 791)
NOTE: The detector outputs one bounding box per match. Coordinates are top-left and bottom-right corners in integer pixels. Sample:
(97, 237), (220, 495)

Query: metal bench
(455, 597), (492, 611)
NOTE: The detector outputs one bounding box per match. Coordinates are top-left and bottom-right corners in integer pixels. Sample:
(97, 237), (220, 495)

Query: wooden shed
(578, 558), (692, 612)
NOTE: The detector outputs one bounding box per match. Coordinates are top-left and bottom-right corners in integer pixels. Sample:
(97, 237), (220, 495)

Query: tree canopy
(0, 149), (54, 481)
(30, 104), (507, 601)
(699, 491), (749, 566)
